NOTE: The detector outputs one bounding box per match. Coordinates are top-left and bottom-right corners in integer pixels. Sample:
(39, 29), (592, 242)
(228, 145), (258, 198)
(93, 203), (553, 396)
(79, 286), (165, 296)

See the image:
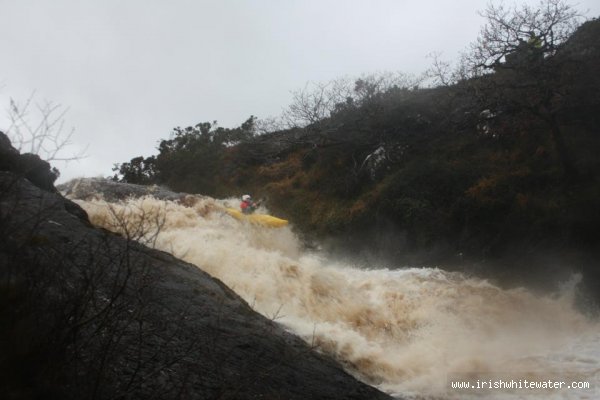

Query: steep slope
(114, 19), (600, 298)
(0, 132), (391, 399)
(59, 177), (600, 400)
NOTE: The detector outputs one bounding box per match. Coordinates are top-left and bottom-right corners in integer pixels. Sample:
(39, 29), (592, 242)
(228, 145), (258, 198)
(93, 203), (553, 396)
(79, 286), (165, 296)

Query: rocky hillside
(113, 19), (600, 300)
(0, 131), (391, 399)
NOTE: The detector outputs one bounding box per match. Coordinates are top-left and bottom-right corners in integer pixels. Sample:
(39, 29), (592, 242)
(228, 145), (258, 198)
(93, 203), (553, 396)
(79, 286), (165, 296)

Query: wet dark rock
(0, 131), (20, 167)
(0, 131), (59, 193)
(0, 137), (392, 399)
(58, 177), (187, 203)
(1, 131), (89, 225)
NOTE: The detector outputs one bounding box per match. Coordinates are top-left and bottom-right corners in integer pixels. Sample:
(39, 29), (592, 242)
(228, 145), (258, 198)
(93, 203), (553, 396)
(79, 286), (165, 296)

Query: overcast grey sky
(2, 0), (599, 183)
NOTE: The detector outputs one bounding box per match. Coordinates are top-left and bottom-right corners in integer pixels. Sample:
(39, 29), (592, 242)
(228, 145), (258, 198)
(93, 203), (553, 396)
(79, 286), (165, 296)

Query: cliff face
(0, 131), (391, 399)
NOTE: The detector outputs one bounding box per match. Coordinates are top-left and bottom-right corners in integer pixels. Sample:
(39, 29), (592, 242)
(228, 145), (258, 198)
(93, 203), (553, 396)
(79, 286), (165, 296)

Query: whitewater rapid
(72, 194), (600, 399)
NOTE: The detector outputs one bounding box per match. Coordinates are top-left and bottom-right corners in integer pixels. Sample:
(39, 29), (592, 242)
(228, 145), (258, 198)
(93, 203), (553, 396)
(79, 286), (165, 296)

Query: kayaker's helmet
(242, 194), (251, 202)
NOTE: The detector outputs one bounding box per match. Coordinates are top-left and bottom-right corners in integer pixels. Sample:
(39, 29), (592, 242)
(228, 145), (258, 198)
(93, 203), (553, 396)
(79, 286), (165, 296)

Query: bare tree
(430, 0), (587, 178)
(254, 116), (286, 135)
(465, 0), (582, 75)
(353, 71), (421, 102)
(5, 91), (87, 163)
(280, 72), (422, 129)
(425, 51), (471, 87)
(426, 0), (583, 86)
(281, 78), (354, 128)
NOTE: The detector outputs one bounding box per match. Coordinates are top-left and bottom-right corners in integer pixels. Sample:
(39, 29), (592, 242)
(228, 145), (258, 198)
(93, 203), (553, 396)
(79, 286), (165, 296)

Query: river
(73, 195), (600, 399)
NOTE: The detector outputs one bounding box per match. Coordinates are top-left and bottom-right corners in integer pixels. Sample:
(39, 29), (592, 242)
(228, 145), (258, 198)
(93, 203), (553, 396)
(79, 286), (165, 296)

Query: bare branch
(464, 0), (583, 75)
(5, 91), (87, 163)
(425, 52), (454, 86)
(280, 72), (421, 129)
(282, 78), (354, 128)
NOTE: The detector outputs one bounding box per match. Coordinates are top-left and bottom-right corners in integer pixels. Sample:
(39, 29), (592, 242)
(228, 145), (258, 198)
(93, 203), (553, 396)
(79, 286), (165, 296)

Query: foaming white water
(74, 195), (600, 399)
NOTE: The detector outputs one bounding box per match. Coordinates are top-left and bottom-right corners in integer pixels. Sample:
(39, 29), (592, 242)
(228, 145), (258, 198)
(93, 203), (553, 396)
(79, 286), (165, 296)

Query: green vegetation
(114, 3), (600, 286)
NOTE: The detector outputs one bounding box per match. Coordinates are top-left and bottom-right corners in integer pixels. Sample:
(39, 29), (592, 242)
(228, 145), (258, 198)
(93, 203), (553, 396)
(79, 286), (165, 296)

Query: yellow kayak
(224, 208), (288, 228)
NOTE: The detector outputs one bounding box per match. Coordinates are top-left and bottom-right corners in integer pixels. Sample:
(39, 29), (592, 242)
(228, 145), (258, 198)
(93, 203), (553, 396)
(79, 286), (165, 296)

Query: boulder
(0, 167), (392, 399)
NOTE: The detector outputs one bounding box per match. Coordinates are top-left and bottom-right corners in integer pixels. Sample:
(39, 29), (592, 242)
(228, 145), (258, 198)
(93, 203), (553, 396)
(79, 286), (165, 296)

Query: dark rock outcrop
(58, 176), (188, 203)
(0, 131), (59, 193)
(0, 135), (392, 399)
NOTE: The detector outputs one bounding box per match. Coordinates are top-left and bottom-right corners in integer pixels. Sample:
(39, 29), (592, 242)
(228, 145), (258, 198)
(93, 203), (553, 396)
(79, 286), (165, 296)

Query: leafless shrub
(5, 91), (87, 163)
(0, 182), (196, 399)
(279, 72), (422, 130)
(427, 0), (584, 85)
(282, 78), (354, 128)
(425, 51), (471, 87)
(102, 198), (168, 248)
(466, 0), (582, 75)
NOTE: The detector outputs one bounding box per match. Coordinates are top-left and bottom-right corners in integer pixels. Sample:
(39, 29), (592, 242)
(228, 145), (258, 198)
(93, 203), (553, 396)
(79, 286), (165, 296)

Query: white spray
(74, 195), (600, 399)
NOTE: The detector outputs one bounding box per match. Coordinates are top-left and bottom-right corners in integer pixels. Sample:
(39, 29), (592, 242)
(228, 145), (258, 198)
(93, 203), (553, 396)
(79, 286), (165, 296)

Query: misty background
(1, 0), (599, 182)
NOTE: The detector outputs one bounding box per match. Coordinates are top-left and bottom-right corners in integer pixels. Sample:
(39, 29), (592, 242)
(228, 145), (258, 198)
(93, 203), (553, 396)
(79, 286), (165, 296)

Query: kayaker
(240, 194), (260, 214)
